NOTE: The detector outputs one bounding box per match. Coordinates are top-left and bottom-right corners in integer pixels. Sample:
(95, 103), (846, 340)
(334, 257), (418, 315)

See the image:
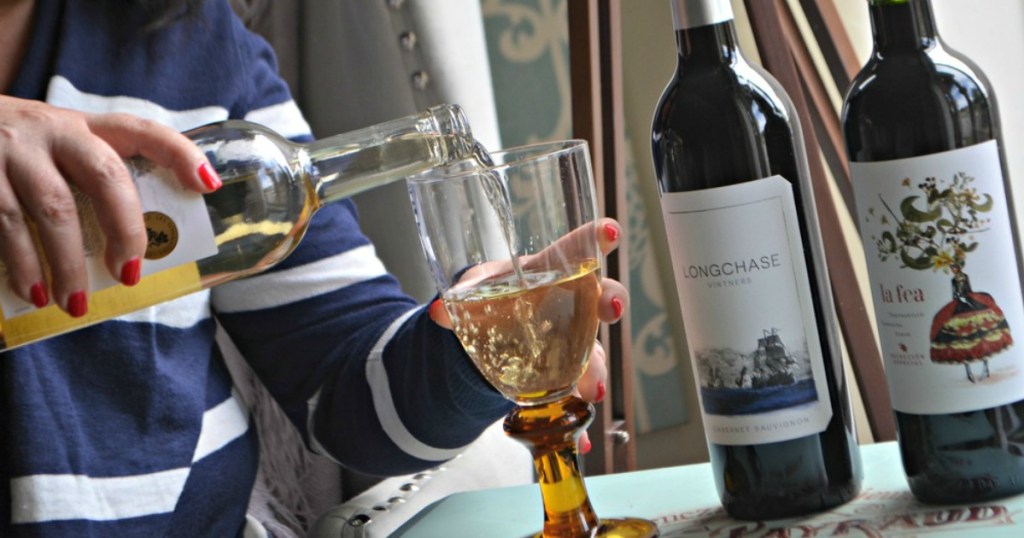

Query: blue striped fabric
(0, 1), (511, 536)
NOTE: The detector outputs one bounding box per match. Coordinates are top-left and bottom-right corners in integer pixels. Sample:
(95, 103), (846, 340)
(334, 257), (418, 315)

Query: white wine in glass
(445, 259), (600, 401)
(410, 140), (658, 538)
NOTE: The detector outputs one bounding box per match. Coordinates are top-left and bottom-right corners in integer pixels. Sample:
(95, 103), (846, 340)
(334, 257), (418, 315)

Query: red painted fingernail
(611, 296), (624, 318)
(30, 282), (49, 308)
(121, 257), (141, 286)
(595, 381), (606, 403)
(580, 436), (592, 455)
(67, 291), (88, 318)
(603, 223), (619, 242)
(429, 299), (445, 323)
(198, 162), (222, 190)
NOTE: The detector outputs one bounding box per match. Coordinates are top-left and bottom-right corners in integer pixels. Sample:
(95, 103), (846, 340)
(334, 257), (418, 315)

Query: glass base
(506, 396), (659, 538)
(530, 518), (659, 537)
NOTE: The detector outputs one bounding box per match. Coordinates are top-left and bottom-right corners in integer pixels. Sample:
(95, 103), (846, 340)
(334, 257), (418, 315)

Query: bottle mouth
(427, 104), (473, 139)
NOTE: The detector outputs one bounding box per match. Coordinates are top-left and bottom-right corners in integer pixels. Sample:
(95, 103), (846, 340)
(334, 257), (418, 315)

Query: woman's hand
(0, 96), (221, 316)
(573, 218), (627, 454)
(429, 217), (629, 453)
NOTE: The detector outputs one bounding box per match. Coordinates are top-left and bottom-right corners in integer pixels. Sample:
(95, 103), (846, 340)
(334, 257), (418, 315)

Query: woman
(930, 263), (1013, 382)
(0, 0), (626, 535)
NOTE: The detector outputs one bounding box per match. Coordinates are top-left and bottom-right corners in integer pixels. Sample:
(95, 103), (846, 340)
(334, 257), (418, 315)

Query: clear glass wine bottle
(0, 104), (480, 350)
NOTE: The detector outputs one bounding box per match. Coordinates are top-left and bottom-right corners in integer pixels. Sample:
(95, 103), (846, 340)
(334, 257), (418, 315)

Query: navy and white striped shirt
(1, 1), (511, 536)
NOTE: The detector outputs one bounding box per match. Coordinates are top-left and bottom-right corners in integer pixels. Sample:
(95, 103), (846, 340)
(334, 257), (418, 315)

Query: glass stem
(505, 395), (601, 538)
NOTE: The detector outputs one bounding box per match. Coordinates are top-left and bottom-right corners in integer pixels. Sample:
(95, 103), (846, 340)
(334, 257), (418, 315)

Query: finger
(598, 278), (628, 323)
(579, 431), (593, 455)
(53, 134), (146, 285)
(520, 218), (621, 274)
(428, 298), (452, 329)
(86, 113), (221, 193)
(576, 340), (610, 456)
(7, 153), (89, 316)
(0, 169), (49, 308)
(596, 217), (621, 256)
(577, 340), (608, 403)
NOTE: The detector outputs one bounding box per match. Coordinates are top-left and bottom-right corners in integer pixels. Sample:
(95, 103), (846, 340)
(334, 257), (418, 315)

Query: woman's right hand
(0, 95), (222, 317)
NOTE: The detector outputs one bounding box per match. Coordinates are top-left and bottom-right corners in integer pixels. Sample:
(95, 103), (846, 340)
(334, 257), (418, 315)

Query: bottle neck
(868, 0), (939, 53)
(304, 104), (478, 205)
(670, 0), (739, 70)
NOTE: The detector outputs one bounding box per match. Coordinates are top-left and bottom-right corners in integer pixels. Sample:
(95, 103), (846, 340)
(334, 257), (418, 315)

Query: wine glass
(409, 140), (658, 538)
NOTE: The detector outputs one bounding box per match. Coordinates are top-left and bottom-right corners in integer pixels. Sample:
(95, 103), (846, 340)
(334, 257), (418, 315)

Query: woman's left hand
(574, 218), (627, 454)
(429, 217), (629, 454)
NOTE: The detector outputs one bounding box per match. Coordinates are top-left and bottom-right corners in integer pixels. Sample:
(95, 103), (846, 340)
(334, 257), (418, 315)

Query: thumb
(579, 431), (593, 455)
(428, 298), (453, 329)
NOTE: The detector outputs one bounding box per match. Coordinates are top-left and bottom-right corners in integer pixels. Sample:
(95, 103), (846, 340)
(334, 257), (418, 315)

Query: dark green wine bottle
(651, 0), (862, 520)
(843, 0), (1024, 503)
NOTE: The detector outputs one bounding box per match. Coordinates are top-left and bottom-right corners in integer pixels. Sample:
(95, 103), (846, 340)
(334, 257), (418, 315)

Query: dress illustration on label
(867, 171), (1013, 383)
(699, 328), (819, 415)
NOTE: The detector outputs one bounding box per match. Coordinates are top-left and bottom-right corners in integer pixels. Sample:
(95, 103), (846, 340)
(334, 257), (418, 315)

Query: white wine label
(661, 176), (833, 445)
(0, 160), (217, 319)
(851, 141), (1024, 414)
(129, 159), (218, 276)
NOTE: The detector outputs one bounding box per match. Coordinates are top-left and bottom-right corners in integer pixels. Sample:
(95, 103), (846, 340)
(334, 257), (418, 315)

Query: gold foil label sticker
(144, 211), (179, 260)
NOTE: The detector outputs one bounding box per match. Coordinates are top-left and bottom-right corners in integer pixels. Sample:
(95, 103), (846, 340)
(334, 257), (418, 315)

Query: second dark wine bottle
(651, 0), (862, 520)
(843, 0), (1024, 504)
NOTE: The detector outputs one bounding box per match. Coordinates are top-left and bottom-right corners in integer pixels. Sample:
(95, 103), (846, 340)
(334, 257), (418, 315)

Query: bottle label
(851, 141), (1024, 414)
(0, 160), (217, 321)
(660, 176), (833, 445)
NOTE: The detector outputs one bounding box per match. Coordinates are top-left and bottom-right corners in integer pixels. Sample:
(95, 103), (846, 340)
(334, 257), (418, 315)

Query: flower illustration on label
(869, 172), (1012, 383)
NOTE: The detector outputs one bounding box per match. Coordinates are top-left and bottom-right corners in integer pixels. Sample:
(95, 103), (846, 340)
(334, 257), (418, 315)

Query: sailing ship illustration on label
(698, 328), (817, 415)
(870, 172), (1012, 383)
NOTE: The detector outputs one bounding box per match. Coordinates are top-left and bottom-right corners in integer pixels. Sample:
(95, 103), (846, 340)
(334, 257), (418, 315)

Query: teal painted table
(392, 442), (1024, 537)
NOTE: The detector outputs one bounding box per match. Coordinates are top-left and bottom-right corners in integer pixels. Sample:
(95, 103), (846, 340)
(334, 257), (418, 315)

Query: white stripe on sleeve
(308, 307), (468, 463)
(46, 76), (229, 131)
(10, 391), (248, 524)
(192, 392), (250, 463)
(305, 389), (335, 463)
(113, 290), (211, 329)
(46, 76), (310, 138)
(10, 468), (190, 523)
(243, 100), (312, 140)
(212, 245), (388, 313)
(362, 308), (468, 462)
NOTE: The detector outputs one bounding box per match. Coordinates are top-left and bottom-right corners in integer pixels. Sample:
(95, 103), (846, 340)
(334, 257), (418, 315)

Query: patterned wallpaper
(481, 0), (688, 433)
